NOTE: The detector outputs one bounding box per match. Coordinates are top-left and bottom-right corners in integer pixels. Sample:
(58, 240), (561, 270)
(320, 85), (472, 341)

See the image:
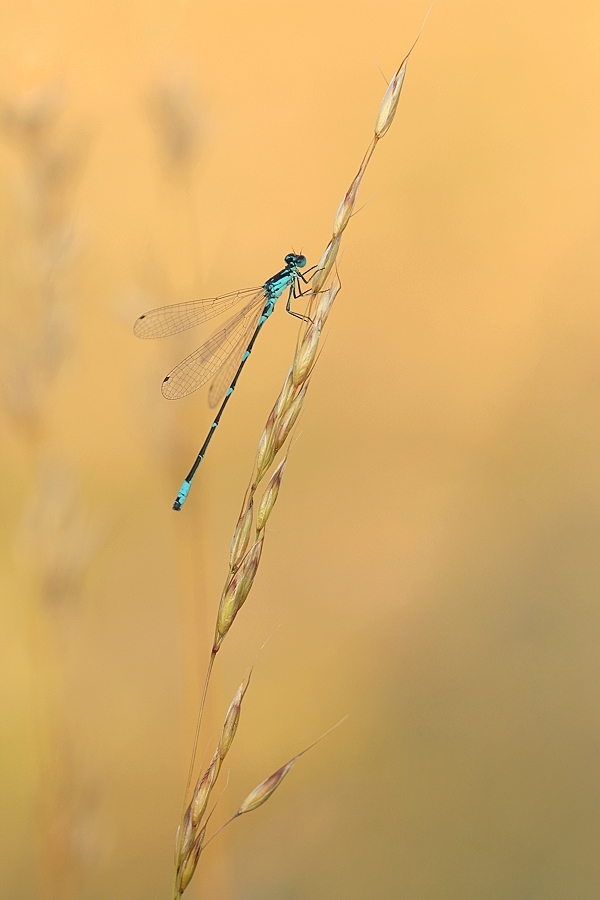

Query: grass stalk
(171, 28), (422, 895)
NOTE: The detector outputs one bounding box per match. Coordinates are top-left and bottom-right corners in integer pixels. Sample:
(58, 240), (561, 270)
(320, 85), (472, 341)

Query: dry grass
(0, 84), (97, 900)
(170, 37), (418, 898)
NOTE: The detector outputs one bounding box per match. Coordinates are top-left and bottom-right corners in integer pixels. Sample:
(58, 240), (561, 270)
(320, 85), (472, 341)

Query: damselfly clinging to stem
(134, 253), (313, 510)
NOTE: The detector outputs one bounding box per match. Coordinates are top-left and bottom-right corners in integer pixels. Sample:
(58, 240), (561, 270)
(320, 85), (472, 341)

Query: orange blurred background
(1, 1), (600, 898)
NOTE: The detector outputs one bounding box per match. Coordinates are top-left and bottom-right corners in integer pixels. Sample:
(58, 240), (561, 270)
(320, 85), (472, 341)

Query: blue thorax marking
(263, 267), (296, 301)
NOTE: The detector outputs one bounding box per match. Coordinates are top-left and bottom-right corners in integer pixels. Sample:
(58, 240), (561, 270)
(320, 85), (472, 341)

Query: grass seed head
(332, 170), (362, 238)
(178, 807), (196, 864)
(238, 760), (296, 815)
(256, 456), (287, 533)
(374, 60), (407, 139)
(229, 499), (254, 570)
(293, 324), (321, 386)
(273, 384), (308, 452)
(255, 407), (277, 483)
(190, 747), (221, 826)
(314, 281), (341, 329)
(311, 234), (342, 294)
(234, 536), (264, 610)
(215, 573), (240, 649)
(220, 675), (250, 761)
(214, 536), (264, 648)
(177, 824), (207, 894)
(273, 367), (296, 420)
(190, 772), (211, 828)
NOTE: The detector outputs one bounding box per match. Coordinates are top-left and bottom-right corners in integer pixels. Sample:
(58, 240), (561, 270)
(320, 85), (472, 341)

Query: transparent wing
(207, 331), (253, 408)
(133, 286), (262, 339)
(161, 293), (266, 400)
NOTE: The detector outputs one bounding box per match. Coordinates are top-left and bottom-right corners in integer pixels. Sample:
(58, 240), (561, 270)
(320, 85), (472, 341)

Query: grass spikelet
(214, 535), (264, 650)
(332, 169), (363, 238)
(256, 456), (288, 533)
(177, 806), (196, 862)
(190, 769), (213, 829)
(233, 537), (264, 610)
(273, 383), (308, 452)
(237, 717), (347, 818)
(374, 60), (408, 139)
(229, 498), (254, 570)
(313, 279), (341, 329)
(189, 748), (220, 828)
(219, 672), (251, 760)
(202, 717), (348, 851)
(374, 7), (428, 139)
(255, 407), (277, 483)
(273, 367), (296, 419)
(176, 823), (207, 894)
(237, 760), (297, 814)
(311, 234), (342, 295)
(292, 322), (321, 386)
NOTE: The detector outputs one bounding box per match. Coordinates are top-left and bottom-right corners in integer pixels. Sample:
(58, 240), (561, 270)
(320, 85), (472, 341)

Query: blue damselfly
(134, 253), (312, 510)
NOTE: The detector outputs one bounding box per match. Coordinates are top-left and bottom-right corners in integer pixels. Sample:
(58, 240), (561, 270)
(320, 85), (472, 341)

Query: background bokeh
(1, 1), (600, 898)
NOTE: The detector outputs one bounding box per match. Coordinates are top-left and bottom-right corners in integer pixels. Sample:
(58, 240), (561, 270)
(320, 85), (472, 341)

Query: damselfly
(134, 253), (312, 510)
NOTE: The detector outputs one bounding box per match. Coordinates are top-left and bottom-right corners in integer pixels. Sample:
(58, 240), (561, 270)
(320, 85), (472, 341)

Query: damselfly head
(285, 253), (307, 269)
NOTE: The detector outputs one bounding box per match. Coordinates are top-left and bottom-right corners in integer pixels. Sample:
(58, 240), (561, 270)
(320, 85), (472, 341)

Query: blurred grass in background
(1, 1), (600, 898)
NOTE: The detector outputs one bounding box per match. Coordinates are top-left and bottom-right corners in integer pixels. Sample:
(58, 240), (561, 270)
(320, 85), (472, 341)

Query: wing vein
(134, 287), (262, 339)
(161, 294), (266, 400)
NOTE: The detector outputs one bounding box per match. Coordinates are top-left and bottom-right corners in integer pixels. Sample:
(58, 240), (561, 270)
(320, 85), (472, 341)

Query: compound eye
(296, 254), (307, 268)
(284, 253), (295, 265)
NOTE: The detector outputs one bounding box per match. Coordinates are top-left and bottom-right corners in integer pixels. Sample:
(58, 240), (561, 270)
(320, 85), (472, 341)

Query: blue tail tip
(172, 480), (191, 511)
